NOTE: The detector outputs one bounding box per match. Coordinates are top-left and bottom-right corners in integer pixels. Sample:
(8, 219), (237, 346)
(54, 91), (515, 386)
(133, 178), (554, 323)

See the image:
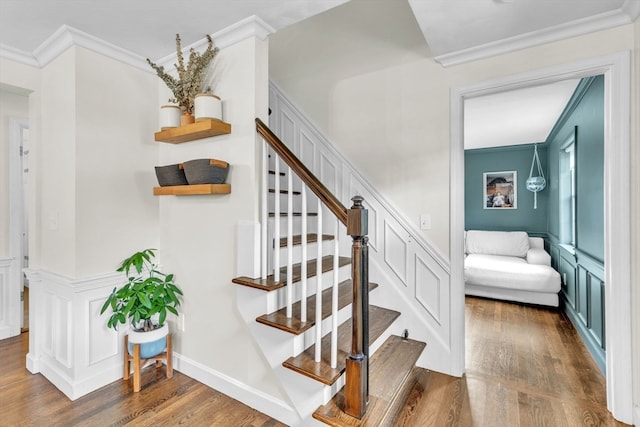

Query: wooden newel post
(344, 195), (369, 419)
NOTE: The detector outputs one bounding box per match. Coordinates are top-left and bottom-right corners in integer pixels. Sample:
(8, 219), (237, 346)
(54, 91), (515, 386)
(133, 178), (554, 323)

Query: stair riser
(275, 241), (334, 266)
(268, 193), (318, 214)
(266, 266), (352, 314)
(292, 302), (353, 356)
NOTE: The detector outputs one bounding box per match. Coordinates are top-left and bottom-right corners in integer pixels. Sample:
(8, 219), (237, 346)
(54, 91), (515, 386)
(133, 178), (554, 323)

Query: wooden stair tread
(282, 305), (400, 385)
(312, 335), (426, 426)
(232, 256), (351, 291)
(278, 233), (334, 248)
(268, 170), (286, 176)
(256, 280), (379, 335)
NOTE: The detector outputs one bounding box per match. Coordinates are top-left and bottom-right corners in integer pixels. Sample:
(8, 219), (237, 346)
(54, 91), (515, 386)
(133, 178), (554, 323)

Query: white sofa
(464, 230), (561, 307)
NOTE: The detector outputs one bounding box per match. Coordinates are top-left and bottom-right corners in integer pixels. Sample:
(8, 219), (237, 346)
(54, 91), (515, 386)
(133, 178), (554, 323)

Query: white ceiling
(464, 79), (582, 150)
(0, 0), (637, 149)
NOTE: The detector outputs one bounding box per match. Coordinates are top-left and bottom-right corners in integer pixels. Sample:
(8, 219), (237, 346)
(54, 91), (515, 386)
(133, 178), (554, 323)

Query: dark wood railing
(256, 118), (370, 418)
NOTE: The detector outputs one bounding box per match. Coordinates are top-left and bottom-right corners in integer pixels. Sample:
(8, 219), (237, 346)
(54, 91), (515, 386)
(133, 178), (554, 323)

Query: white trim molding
(154, 15), (275, 71)
(433, 7), (639, 67)
(0, 15), (276, 72)
(450, 51), (633, 424)
(173, 352), (298, 426)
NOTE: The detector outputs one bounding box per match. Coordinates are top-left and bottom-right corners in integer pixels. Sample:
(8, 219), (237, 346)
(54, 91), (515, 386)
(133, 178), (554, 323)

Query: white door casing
(450, 51), (632, 424)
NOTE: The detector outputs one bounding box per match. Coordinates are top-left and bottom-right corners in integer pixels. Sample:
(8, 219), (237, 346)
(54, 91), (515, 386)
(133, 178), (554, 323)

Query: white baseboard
(173, 352), (300, 426)
(38, 356), (122, 400)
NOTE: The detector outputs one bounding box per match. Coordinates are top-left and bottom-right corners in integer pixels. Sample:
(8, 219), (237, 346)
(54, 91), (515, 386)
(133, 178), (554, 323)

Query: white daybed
(464, 230), (561, 307)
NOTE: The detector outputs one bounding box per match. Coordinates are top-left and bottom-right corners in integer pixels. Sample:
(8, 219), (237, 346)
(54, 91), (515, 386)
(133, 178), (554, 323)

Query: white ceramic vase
(159, 105), (181, 129)
(194, 94), (222, 121)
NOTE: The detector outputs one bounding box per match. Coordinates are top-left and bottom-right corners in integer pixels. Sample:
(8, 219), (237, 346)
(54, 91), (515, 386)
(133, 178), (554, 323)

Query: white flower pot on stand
(194, 94), (222, 121)
(127, 323), (169, 358)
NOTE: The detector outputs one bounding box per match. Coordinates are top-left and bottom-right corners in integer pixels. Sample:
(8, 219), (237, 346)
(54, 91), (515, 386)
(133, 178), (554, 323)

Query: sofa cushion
(464, 254), (561, 293)
(465, 230), (530, 258)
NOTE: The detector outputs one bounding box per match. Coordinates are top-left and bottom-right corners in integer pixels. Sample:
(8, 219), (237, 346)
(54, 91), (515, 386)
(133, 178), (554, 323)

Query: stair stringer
(269, 81), (463, 376)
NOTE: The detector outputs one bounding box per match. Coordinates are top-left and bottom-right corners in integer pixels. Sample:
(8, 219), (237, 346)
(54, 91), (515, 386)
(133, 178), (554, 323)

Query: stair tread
(312, 335), (427, 426)
(269, 188), (302, 195)
(268, 170), (286, 176)
(282, 305), (401, 385)
(278, 233), (334, 248)
(256, 280), (379, 335)
(232, 255), (351, 291)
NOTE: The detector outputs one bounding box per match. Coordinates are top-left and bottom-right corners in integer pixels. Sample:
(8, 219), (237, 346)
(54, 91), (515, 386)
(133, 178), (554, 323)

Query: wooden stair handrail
(256, 118), (348, 226)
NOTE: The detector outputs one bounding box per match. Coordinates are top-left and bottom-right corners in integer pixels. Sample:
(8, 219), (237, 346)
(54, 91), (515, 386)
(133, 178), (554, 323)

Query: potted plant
(100, 248), (183, 358)
(147, 34), (218, 125)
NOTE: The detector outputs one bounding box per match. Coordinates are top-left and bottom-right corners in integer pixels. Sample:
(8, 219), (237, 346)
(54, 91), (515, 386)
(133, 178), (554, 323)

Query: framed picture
(484, 171), (517, 209)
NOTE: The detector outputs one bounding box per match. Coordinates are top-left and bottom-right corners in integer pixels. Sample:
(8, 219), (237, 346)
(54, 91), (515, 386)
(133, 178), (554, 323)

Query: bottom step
(313, 335), (426, 426)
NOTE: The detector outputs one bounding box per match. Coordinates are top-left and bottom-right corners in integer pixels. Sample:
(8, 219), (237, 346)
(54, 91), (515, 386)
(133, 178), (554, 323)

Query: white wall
(158, 36), (285, 401)
(74, 47), (160, 276)
(0, 89), (29, 257)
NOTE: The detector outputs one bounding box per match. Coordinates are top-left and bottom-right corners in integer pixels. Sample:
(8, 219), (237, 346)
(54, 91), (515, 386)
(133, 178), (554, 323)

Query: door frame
(450, 51), (632, 423)
(9, 116), (29, 338)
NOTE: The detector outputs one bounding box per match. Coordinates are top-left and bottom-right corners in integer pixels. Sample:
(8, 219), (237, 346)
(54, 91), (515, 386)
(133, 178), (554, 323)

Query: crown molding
(0, 14), (275, 72)
(435, 7), (637, 67)
(0, 44), (39, 67)
(154, 15), (275, 70)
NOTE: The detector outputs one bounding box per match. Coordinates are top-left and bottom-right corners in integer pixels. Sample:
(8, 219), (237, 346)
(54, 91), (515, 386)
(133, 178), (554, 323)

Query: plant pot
(155, 163), (189, 186)
(183, 158), (229, 185)
(127, 323), (169, 358)
(181, 111), (195, 126)
(194, 94), (222, 122)
(159, 105), (181, 130)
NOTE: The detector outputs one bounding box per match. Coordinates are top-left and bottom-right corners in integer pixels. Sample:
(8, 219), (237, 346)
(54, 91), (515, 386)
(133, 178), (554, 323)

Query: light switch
(420, 214), (431, 230)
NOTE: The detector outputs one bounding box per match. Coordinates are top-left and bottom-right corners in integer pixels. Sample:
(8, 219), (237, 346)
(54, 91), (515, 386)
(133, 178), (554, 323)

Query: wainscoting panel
(414, 253), (442, 325)
(25, 269), (126, 400)
(550, 238), (605, 372)
(383, 221), (409, 286)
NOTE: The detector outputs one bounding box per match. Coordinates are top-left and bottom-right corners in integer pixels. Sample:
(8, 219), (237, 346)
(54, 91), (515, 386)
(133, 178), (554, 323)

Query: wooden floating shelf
(153, 184), (231, 196)
(154, 119), (231, 143)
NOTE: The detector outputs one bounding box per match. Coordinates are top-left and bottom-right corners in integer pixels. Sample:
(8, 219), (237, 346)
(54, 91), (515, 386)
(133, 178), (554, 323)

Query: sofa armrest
(526, 248), (551, 266)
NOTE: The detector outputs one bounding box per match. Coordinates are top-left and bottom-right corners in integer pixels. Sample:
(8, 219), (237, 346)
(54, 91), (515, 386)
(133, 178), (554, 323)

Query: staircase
(232, 119), (427, 426)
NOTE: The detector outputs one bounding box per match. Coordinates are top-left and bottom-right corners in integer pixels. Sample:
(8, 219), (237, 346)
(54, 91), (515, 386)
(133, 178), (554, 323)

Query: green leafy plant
(147, 34), (218, 114)
(101, 249), (183, 332)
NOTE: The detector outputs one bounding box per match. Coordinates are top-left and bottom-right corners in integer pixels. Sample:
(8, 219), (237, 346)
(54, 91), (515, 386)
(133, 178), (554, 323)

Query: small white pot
(160, 105), (181, 129)
(194, 94), (222, 122)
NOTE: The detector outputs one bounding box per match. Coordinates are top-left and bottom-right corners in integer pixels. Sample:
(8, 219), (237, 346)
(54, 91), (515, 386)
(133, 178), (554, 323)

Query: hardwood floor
(0, 297), (628, 426)
(390, 297), (628, 427)
(0, 333), (285, 427)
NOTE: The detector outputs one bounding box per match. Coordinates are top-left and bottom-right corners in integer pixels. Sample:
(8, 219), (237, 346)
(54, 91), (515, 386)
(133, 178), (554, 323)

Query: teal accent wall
(465, 144), (548, 233)
(547, 75), (604, 262)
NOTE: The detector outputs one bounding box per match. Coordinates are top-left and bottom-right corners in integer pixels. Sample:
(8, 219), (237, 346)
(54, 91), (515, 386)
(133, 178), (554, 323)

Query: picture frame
(484, 171), (517, 209)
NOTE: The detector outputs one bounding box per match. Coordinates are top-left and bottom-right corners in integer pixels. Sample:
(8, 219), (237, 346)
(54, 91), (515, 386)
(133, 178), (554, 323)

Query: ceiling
(0, 0), (637, 149)
(464, 79), (582, 150)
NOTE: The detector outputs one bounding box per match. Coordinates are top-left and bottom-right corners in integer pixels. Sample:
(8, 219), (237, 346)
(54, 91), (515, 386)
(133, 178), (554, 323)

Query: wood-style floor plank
(0, 333), (285, 427)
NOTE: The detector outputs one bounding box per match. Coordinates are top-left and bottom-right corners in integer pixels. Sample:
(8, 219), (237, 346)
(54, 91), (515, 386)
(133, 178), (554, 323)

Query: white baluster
(331, 218), (339, 368)
(286, 167), (293, 318)
(315, 200), (323, 362)
(301, 184), (308, 322)
(261, 140), (268, 280)
(273, 157), (280, 282)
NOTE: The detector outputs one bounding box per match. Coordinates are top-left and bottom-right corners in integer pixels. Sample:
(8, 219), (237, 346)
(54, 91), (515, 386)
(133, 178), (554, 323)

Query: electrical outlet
(420, 214), (431, 230)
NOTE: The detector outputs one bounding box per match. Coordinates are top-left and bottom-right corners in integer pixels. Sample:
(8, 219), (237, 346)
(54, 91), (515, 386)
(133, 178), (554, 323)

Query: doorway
(450, 52), (632, 422)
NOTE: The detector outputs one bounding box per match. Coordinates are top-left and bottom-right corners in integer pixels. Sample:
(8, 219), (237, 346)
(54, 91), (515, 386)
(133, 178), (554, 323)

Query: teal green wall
(465, 144), (548, 233)
(547, 75), (604, 262)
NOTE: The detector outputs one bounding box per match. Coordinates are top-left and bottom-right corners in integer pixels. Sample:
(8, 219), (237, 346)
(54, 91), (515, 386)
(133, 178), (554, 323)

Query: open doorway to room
(1, 85), (30, 341)
(451, 53), (632, 423)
